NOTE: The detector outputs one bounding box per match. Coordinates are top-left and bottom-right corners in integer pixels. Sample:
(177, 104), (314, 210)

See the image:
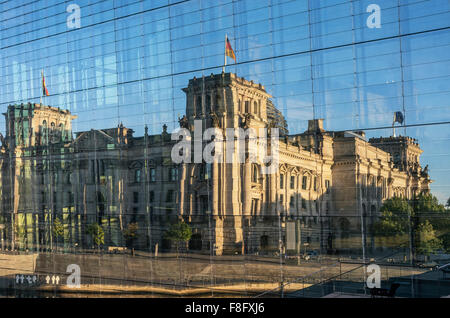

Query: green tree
(446, 197), (450, 209)
(414, 220), (442, 257)
(52, 217), (64, 252)
(164, 220), (192, 284)
(164, 221), (192, 255)
(413, 193), (449, 253)
(14, 224), (26, 250)
(373, 196), (412, 237)
(123, 222), (139, 255)
(86, 223), (105, 251)
(413, 193), (445, 216)
(374, 193), (448, 261)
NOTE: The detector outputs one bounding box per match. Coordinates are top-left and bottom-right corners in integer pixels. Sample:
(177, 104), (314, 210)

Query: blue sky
(0, 0), (449, 202)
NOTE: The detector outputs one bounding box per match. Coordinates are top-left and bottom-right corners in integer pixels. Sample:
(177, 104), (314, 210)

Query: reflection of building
(0, 73), (432, 255)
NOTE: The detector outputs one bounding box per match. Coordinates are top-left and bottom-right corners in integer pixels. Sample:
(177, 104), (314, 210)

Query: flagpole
(393, 113), (396, 138)
(40, 70), (43, 105)
(223, 34), (227, 73)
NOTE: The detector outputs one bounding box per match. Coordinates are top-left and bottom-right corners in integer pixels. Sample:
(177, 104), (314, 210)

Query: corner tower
(3, 103), (77, 149)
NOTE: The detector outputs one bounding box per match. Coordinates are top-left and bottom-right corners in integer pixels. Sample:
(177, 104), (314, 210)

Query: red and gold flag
(225, 36), (236, 62)
(42, 70), (49, 96)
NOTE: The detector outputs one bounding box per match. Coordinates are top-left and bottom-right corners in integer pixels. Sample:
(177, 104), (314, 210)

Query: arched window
(42, 120), (48, 144)
(59, 123), (65, 141)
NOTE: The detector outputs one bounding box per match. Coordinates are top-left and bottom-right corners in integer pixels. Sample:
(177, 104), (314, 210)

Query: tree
(374, 193), (448, 261)
(413, 193), (449, 253)
(123, 222), (139, 255)
(164, 220), (192, 284)
(414, 220), (442, 257)
(14, 224), (26, 250)
(373, 196), (412, 237)
(446, 197), (450, 209)
(164, 221), (192, 255)
(86, 223), (104, 251)
(52, 217), (64, 252)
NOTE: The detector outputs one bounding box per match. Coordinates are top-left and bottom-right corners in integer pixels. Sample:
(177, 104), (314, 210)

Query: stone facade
(0, 73), (432, 255)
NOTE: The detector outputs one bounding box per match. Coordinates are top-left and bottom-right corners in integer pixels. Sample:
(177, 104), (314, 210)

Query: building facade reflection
(0, 73), (431, 255)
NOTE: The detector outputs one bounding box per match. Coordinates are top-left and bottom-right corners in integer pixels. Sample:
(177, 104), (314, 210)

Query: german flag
(225, 35), (236, 62)
(42, 70), (49, 96)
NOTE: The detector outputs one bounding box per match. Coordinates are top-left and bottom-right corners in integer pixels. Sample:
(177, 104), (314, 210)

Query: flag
(394, 111), (404, 124)
(42, 71), (49, 96)
(225, 35), (236, 62)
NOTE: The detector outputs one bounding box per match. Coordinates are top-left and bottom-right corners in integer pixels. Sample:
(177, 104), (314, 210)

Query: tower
(179, 72), (272, 255)
(1, 103), (77, 250)
(3, 103), (76, 149)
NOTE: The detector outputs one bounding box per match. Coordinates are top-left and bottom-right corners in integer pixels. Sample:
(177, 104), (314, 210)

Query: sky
(0, 0), (449, 203)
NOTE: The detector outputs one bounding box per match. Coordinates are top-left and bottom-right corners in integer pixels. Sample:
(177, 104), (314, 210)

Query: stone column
(270, 172), (277, 216)
(243, 159), (251, 216)
(179, 163), (187, 216)
(212, 160), (219, 216)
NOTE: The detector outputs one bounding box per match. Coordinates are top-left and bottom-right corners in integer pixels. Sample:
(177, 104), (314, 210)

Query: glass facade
(0, 0), (449, 298)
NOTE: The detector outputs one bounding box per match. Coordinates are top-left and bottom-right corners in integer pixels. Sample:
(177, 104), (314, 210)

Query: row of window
(133, 167), (178, 183)
(278, 193), (328, 214)
(134, 189), (175, 204)
(279, 174), (331, 193)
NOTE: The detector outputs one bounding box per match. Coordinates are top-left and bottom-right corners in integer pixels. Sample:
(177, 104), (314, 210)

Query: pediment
(72, 129), (116, 149)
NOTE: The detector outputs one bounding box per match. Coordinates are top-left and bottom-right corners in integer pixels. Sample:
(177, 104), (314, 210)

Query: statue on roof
(178, 115), (189, 129)
(421, 164), (429, 178)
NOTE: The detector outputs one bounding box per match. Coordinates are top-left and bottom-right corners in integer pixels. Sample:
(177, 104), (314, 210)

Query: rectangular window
(169, 167), (178, 181)
(166, 190), (174, 202)
(68, 192), (74, 205)
(302, 176), (307, 190)
(206, 164), (211, 180)
(280, 174), (284, 189)
(149, 191), (154, 203)
(314, 177), (317, 191)
(135, 169), (141, 183)
(325, 180), (330, 194)
(132, 208), (138, 223)
(290, 176), (295, 189)
(133, 192), (139, 204)
(150, 168), (156, 182)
